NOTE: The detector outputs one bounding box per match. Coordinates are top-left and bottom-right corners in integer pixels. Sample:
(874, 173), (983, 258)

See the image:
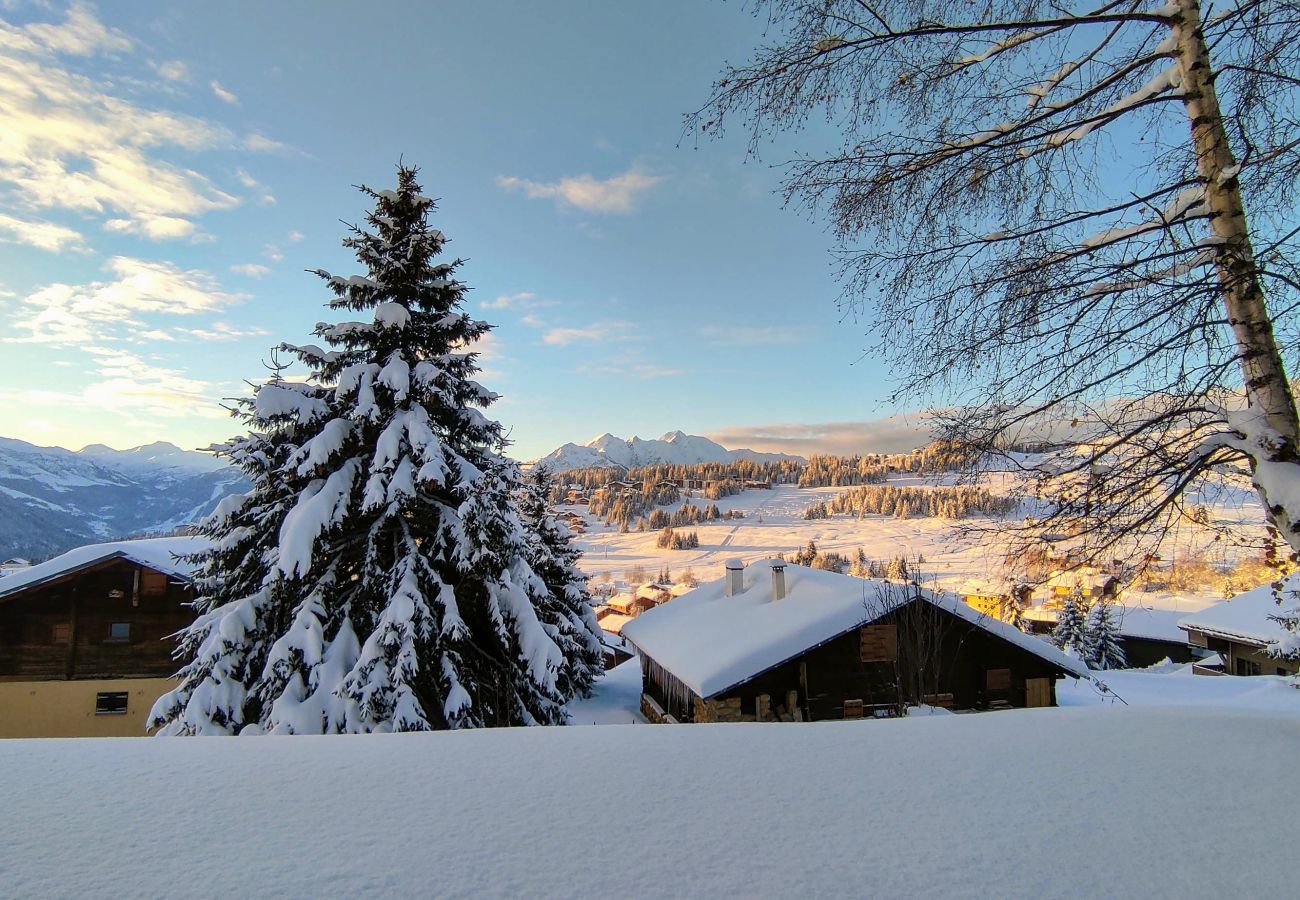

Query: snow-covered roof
(621, 559), (1090, 698)
(0, 536), (208, 601)
(598, 613), (635, 635)
(1178, 576), (1299, 648)
(1113, 606), (1192, 644)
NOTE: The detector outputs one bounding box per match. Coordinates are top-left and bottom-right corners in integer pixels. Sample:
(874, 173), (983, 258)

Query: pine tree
(153, 165), (580, 733)
(1051, 587), (1091, 660)
(1086, 601), (1127, 671)
(515, 466), (605, 700)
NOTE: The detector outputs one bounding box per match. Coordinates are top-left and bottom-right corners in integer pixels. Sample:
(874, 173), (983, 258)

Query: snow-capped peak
(534, 430), (804, 472)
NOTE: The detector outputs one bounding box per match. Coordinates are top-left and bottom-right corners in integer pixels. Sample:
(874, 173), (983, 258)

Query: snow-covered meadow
(566, 480), (1257, 617)
(3, 706), (1296, 899)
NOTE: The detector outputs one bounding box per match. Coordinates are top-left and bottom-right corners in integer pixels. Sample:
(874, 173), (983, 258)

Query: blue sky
(0, 1), (926, 460)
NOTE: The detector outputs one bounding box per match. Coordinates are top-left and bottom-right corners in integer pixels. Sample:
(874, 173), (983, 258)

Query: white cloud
(287, 230), (305, 243)
(209, 79), (238, 105)
(176, 321), (269, 341)
(262, 244), (283, 262)
(699, 325), (814, 347)
(104, 215), (196, 240)
(16, 3), (132, 56)
(229, 262), (270, 278)
(11, 256), (246, 345)
(541, 321), (634, 346)
(497, 166), (663, 214)
(152, 59), (188, 81)
(0, 7), (239, 240)
(244, 132), (291, 153)
(234, 167), (275, 205)
(482, 291), (536, 310)
(707, 417), (936, 457)
(519, 313), (545, 328)
(0, 212), (86, 252)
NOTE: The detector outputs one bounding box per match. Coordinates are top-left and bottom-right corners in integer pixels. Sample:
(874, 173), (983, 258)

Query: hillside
(0, 438), (247, 561)
(535, 429), (804, 472)
(3, 707), (1294, 897)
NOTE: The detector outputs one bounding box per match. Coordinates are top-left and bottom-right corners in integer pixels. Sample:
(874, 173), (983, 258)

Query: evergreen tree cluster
(656, 528), (700, 550)
(1050, 589), (1128, 670)
(151, 166), (603, 735)
(586, 481), (681, 528)
(797, 442), (978, 487)
(814, 484), (1017, 520)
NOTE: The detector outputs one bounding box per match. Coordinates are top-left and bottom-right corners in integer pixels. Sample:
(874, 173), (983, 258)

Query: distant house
(622, 559), (1089, 724)
(1179, 578), (1300, 677)
(1042, 569), (1119, 607)
(0, 537), (204, 738)
(0, 557), (32, 576)
(959, 578), (1030, 622)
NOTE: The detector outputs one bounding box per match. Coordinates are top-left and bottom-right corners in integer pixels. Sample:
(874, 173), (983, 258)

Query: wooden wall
(0, 559), (193, 682)
(708, 601), (1071, 721)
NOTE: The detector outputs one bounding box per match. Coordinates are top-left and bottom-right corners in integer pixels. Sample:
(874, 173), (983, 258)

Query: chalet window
(107, 622), (131, 643)
(51, 622), (71, 644)
(95, 692), (129, 715)
(1235, 658), (1261, 676)
(859, 625), (898, 662)
(140, 570), (169, 598)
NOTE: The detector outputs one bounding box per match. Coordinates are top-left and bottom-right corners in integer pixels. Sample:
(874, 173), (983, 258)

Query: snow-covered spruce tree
(1085, 601), (1127, 671)
(515, 466), (605, 699)
(154, 165), (579, 733)
(1051, 588), (1091, 660)
(151, 370), (331, 733)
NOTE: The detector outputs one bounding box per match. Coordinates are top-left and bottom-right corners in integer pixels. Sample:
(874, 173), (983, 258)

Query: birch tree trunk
(1172, 0), (1300, 548)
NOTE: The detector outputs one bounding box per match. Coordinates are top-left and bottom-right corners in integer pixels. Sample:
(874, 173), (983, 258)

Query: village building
(622, 559), (1089, 724)
(1179, 578), (1300, 677)
(1041, 568), (1119, 607)
(1, 557), (33, 576)
(0, 537), (204, 738)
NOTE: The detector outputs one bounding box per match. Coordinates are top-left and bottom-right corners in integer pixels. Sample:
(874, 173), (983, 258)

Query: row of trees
(807, 484), (1018, 521)
(150, 167), (604, 735)
(798, 443), (980, 487)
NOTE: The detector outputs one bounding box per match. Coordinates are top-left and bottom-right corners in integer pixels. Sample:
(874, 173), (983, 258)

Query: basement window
(106, 622), (131, 643)
(95, 692), (129, 715)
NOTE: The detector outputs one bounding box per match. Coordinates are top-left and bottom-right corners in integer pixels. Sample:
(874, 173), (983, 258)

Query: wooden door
(1025, 677), (1051, 708)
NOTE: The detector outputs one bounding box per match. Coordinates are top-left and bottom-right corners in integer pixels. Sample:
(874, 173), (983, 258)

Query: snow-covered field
(568, 482), (1251, 616)
(3, 707), (1297, 898)
(1061, 661), (1300, 714)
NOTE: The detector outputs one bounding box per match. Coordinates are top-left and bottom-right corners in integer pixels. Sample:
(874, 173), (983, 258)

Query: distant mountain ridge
(0, 437), (248, 562)
(533, 430), (804, 472)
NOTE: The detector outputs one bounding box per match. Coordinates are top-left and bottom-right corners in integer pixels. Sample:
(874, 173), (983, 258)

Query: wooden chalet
(0, 537), (203, 738)
(1022, 603), (1199, 667)
(1179, 578), (1300, 677)
(622, 559), (1089, 724)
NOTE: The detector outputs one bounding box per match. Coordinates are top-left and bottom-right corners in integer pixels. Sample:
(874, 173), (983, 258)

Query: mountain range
(532, 430), (804, 472)
(0, 438), (248, 562)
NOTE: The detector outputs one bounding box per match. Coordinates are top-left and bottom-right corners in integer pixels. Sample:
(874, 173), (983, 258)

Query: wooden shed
(0, 537), (204, 738)
(622, 559), (1089, 724)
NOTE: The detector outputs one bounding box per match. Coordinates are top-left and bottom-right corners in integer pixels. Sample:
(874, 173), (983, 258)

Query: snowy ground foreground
(3, 708), (1297, 899)
(1060, 661), (1300, 713)
(570, 482), (1258, 614)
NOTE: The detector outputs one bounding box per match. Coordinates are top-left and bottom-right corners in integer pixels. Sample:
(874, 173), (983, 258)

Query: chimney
(771, 561), (787, 601)
(724, 558), (745, 597)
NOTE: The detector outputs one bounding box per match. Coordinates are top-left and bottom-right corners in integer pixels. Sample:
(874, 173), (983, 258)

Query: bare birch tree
(690, 1), (1300, 569)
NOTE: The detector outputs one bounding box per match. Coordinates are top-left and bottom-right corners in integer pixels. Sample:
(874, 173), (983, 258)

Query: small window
(107, 622), (131, 642)
(51, 622), (71, 644)
(95, 692), (129, 715)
